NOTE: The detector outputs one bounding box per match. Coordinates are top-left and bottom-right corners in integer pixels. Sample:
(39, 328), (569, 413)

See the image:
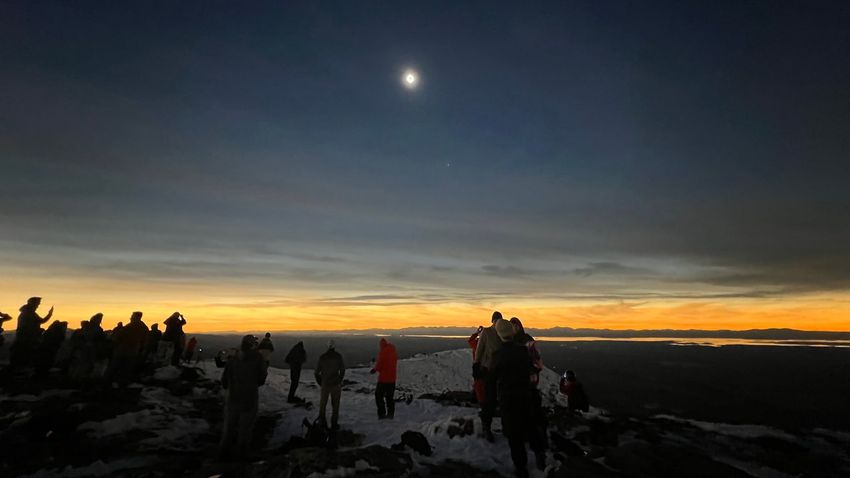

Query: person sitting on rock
(559, 370), (589, 413)
(219, 335), (268, 461)
(11, 297), (53, 369)
(285, 340), (306, 403)
(492, 318), (547, 478)
(258, 332), (274, 364)
(371, 338), (398, 419)
(315, 340), (345, 430)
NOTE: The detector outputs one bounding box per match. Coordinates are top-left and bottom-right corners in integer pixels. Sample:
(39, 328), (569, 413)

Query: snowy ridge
(8, 348), (850, 477)
(226, 348), (584, 476)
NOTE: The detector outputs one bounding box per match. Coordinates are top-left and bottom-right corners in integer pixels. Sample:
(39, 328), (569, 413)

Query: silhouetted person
(559, 370), (589, 412)
(184, 336), (198, 363)
(88, 313), (111, 377)
(163, 312), (186, 366)
(0, 311), (12, 348)
(67, 320), (92, 381)
(110, 311), (149, 386)
(11, 297), (53, 369)
(258, 333), (274, 364)
(492, 319), (546, 477)
(67, 313), (110, 382)
(315, 340), (345, 429)
(284, 341), (306, 403)
(510, 317), (544, 381)
(510, 317), (547, 449)
(468, 325), (486, 404)
(219, 335), (268, 461)
(112, 321), (124, 336)
(371, 338), (398, 419)
(145, 323), (162, 364)
(35, 320), (68, 377)
(473, 310), (503, 441)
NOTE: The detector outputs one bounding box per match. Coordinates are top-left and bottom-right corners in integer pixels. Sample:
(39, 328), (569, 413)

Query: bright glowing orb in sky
(402, 69), (419, 89)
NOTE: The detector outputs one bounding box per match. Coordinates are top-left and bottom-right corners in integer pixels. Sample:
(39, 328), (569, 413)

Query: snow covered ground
(5, 347), (850, 477)
(199, 348), (578, 477)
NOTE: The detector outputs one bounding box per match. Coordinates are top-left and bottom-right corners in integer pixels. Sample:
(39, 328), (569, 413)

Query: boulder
(400, 430), (432, 456)
(288, 445), (412, 477)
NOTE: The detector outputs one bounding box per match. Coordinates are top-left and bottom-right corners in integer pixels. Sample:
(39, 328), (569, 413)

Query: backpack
(302, 418), (330, 447)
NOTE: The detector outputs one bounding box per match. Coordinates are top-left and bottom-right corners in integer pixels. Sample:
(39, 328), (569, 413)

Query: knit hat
(241, 335), (258, 351)
(495, 318), (516, 342)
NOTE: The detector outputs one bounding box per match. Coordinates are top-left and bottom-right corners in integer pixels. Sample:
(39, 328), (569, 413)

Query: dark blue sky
(1, 1), (849, 328)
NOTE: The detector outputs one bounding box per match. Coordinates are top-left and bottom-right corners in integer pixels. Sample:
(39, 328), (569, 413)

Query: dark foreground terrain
(186, 334), (850, 431)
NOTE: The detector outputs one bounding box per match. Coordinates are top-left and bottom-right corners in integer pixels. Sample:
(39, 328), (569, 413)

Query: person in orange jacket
(370, 338), (398, 419)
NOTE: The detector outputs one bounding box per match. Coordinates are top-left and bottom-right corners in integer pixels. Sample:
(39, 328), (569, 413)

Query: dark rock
(399, 430), (433, 456)
(447, 417), (475, 438)
(547, 455), (623, 477)
(604, 442), (753, 478)
(418, 390), (477, 407)
(288, 445), (413, 477)
(413, 459), (504, 477)
(180, 366), (205, 381)
(550, 431), (585, 456)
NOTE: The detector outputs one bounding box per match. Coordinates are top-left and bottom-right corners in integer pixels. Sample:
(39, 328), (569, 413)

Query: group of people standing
(470, 311), (547, 478)
(0, 297), (197, 385)
(218, 334), (400, 460)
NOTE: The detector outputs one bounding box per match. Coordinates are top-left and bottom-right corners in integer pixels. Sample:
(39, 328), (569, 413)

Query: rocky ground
(1, 349), (848, 477)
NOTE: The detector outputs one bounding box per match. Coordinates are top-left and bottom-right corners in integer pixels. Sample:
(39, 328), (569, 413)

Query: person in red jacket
(370, 338), (398, 419)
(559, 370), (590, 412)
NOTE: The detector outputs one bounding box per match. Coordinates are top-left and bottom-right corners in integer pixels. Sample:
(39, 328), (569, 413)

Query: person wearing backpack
(285, 340), (307, 403)
(219, 335), (268, 461)
(315, 340), (345, 429)
(492, 319), (546, 478)
(473, 311), (504, 442)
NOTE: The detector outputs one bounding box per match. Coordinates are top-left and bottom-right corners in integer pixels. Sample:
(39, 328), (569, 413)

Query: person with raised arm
(11, 297), (53, 369)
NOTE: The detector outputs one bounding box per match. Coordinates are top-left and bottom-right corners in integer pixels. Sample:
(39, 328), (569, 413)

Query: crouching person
(219, 335), (268, 461)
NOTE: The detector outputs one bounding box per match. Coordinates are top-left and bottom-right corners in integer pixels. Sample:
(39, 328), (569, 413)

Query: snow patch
(19, 457), (151, 478)
(653, 414), (796, 441)
(304, 460), (379, 478)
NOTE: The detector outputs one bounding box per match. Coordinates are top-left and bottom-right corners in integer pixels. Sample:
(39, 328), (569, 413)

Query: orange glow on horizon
(1, 279), (848, 333)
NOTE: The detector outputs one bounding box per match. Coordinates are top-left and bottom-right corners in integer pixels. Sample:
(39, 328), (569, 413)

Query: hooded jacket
(221, 349), (268, 411)
(285, 342), (306, 367)
(474, 324), (501, 369)
(374, 338), (398, 383)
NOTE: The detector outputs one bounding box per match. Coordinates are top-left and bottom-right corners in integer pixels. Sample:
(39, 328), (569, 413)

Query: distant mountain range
(228, 326), (850, 340)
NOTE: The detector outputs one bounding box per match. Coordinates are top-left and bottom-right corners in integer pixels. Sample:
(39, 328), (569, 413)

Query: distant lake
(398, 334), (850, 348)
